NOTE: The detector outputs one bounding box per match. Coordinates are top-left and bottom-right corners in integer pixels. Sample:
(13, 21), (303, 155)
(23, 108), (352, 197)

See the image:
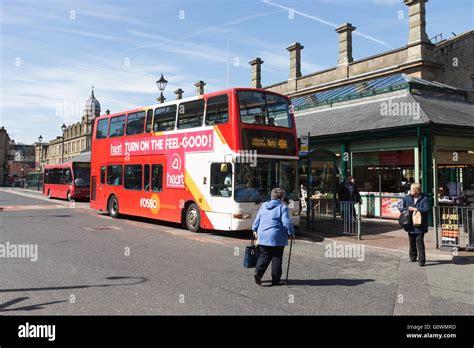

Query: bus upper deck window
(205, 95), (229, 126)
(108, 115), (126, 137)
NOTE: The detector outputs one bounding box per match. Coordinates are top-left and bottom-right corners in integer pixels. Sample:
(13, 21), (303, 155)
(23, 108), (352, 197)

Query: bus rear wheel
(108, 195), (119, 218)
(185, 203), (201, 232)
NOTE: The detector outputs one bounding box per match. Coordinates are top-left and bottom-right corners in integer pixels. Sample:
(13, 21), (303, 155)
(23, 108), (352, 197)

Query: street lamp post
(61, 123), (67, 163)
(156, 74), (168, 103)
(38, 135), (43, 171)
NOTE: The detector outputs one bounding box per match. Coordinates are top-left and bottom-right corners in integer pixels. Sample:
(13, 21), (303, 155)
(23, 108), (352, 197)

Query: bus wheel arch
(183, 201), (201, 232)
(108, 194), (120, 218)
(67, 191), (72, 201)
(47, 190), (52, 199)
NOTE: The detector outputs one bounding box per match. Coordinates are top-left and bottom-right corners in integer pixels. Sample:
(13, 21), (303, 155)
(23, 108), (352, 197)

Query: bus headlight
(233, 213), (252, 219)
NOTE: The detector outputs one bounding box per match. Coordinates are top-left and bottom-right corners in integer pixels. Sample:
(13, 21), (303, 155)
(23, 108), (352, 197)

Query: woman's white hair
(271, 187), (286, 200)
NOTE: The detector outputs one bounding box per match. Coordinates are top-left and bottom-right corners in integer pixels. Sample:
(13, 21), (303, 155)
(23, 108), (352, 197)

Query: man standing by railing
(338, 175), (362, 224)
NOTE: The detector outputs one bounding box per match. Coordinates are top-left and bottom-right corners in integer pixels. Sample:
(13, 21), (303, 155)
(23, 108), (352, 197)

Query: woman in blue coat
(398, 183), (430, 266)
(252, 188), (295, 286)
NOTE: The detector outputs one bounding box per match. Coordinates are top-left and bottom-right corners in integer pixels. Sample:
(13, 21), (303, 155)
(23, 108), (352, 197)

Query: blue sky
(1, 0), (473, 144)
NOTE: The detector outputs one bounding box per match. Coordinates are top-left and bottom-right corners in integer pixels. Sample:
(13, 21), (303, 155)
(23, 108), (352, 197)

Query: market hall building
(247, 0), (474, 246)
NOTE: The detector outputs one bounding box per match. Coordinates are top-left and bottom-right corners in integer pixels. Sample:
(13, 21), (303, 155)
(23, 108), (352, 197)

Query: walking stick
(285, 238), (294, 285)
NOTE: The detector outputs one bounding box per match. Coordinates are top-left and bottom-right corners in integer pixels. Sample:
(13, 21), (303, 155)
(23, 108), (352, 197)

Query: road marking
(0, 204), (67, 212)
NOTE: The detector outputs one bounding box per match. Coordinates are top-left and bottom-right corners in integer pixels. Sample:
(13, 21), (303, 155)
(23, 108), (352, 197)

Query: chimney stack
(174, 88), (184, 100)
(404, 0), (429, 45)
(195, 81), (205, 96)
(249, 58), (264, 88)
(335, 23), (356, 65)
(287, 42), (304, 79)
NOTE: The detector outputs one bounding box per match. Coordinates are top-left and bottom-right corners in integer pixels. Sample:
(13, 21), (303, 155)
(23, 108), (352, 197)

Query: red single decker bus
(90, 88), (300, 232)
(43, 162), (91, 201)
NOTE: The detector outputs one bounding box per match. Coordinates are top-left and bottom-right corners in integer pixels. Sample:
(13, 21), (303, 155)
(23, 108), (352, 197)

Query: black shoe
(409, 258), (417, 262)
(418, 262), (425, 267)
(254, 274), (262, 285)
(271, 281), (285, 286)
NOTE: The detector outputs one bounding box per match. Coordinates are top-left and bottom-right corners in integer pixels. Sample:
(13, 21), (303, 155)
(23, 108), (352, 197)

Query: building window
(177, 100), (204, 129)
(470, 74), (474, 90)
(205, 95), (229, 125)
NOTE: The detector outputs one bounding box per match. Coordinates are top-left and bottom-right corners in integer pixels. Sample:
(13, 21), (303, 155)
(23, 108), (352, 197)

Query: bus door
(97, 165), (107, 207)
(209, 162), (233, 228)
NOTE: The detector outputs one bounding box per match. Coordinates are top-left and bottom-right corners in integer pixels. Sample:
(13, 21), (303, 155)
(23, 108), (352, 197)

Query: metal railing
(433, 205), (474, 250)
(309, 199), (361, 239)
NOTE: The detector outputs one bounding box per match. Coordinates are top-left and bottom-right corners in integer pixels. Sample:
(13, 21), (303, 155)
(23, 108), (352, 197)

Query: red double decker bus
(43, 162), (91, 201)
(90, 88), (300, 232)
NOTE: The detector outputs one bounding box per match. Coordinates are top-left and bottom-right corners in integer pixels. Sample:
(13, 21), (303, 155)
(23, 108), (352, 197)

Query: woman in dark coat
(398, 183), (430, 266)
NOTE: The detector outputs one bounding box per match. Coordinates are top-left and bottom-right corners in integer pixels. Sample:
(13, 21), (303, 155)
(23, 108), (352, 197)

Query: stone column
(174, 88), (184, 100)
(287, 42), (304, 80)
(404, 0), (429, 45)
(335, 23), (356, 65)
(249, 58), (264, 88)
(195, 81), (206, 96)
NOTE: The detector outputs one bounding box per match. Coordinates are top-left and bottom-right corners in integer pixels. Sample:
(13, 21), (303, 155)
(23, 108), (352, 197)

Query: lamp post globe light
(156, 74), (168, 103)
(61, 123), (67, 163)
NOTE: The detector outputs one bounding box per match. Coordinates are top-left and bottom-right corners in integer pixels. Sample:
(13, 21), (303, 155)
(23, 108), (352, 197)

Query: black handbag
(243, 239), (260, 269)
(398, 210), (411, 228)
(398, 198), (412, 229)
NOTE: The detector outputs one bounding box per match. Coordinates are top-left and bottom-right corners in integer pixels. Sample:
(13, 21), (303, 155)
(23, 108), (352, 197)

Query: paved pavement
(0, 188), (473, 315)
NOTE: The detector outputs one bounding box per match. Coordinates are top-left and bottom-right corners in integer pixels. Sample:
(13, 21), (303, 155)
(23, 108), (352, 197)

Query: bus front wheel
(47, 190), (52, 199)
(108, 195), (119, 218)
(185, 203), (201, 232)
(67, 191), (72, 201)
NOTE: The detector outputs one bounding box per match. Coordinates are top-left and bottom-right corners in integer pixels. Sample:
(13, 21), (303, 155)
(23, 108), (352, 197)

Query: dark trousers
(409, 233), (426, 264)
(255, 245), (285, 284)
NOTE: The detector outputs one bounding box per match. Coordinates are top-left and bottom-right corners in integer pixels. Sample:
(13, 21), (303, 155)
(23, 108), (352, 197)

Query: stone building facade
(248, 0), (473, 101)
(0, 126), (11, 186)
(36, 89), (101, 169)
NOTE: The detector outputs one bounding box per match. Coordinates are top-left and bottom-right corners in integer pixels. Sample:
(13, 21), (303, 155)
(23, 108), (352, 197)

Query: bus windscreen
(73, 163), (91, 187)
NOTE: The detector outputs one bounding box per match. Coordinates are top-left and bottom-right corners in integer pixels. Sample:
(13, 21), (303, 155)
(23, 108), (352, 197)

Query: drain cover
(82, 225), (122, 231)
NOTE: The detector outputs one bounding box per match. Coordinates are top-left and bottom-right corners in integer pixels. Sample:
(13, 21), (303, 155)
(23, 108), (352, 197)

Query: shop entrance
(299, 149), (339, 218)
